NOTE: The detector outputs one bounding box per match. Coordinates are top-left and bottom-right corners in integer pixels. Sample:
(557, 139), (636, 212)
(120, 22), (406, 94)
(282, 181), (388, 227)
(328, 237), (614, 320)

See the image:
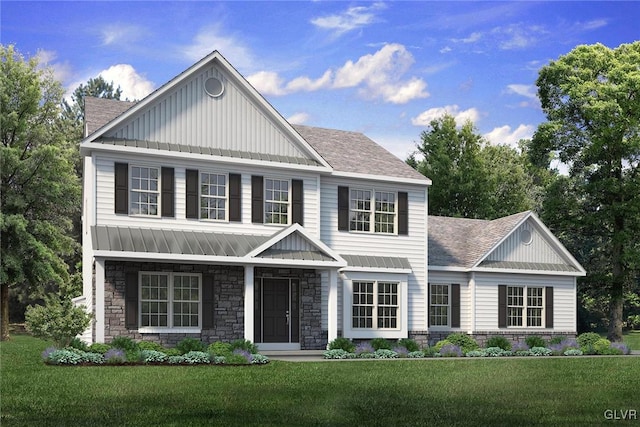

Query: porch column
(328, 269), (338, 342)
(95, 258), (105, 343)
(244, 265), (254, 342)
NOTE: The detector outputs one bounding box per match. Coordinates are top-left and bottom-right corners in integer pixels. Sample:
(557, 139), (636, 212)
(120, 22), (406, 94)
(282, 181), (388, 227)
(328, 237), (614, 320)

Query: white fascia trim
(92, 250), (346, 268)
(80, 142), (331, 174)
(471, 267), (586, 277)
(331, 170), (431, 186)
(429, 266), (469, 272)
(339, 266), (412, 274)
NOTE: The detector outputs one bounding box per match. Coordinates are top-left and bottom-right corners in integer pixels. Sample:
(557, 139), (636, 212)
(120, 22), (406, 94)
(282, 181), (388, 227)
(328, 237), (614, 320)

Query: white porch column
(244, 265), (255, 342)
(469, 272), (476, 334)
(327, 269), (338, 343)
(95, 258), (105, 343)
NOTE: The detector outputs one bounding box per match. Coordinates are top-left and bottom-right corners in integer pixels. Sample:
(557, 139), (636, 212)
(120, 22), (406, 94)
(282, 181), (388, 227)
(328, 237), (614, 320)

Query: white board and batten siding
(319, 177), (428, 333)
(103, 64), (310, 161)
(474, 272), (577, 332)
(486, 220), (567, 265)
(93, 154), (321, 237)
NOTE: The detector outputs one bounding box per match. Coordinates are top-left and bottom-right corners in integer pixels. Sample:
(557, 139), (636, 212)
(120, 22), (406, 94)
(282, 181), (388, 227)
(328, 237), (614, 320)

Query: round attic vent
(520, 229), (533, 245)
(204, 77), (224, 97)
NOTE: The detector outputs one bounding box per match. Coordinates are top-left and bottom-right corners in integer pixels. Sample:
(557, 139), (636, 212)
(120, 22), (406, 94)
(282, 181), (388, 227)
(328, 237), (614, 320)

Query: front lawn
(1, 335), (638, 426)
(624, 330), (640, 350)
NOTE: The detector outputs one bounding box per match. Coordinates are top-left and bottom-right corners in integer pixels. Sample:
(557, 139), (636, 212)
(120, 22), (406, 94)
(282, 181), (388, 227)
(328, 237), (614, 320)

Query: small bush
(484, 347), (506, 357)
(393, 346), (409, 358)
(68, 337), (89, 351)
(208, 341), (233, 357)
(370, 338), (393, 351)
(439, 344), (462, 357)
(47, 349), (83, 365)
(137, 341), (164, 352)
(373, 349), (398, 359)
(176, 338), (206, 354)
(577, 332), (602, 348)
(548, 336), (564, 345)
(78, 351), (104, 364)
(408, 351), (426, 358)
(139, 350), (168, 364)
(104, 348), (126, 364)
(323, 349), (353, 359)
(511, 342), (529, 352)
(25, 294), (93, 348)
(397, 338), (420, 352)
(593, 338), (611, 354)
(486, 336), (511, 351)
(182, 351), (210, 364)
(327, 337), (355, 353)
(434, 339), (452, 352)
(251, 354), (270, 365)
(88, 343), (111, 354)
(230, 339), (259, 354)
(610, 342), (630, 355)
(160, 348), (182, 357)
(354, 342), (374, 356)
(168, 355), (185, 364)
(110, 336), (137, 352)
(564, 349), (583, 356)
(525, 336), (546, 349)
(530, 347), (552, 356)
(445, 333), (479, 354)
(515, 350), (532, 357)
(423, 346), (438, 357)
(465, 350), (486, 357)
(231, 349), (253, 364)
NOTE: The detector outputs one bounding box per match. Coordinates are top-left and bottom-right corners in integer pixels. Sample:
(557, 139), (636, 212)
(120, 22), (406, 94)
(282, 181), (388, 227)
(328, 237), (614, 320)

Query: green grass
(2, 335), (639, 427)
(624, 330), (640, 350)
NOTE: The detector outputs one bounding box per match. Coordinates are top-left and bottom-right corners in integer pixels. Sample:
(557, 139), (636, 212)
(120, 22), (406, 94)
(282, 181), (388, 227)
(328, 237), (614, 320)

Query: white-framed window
(130, 165), (160, 216)
(430, 284), (450, 327)
(265, 178), (290, 225)
(200, 172), (227, 221)
(351, 280), (399, 330)
(349, 189), (396, 234)
(507, 286), (544, 327)
(140, 272), (201, 330)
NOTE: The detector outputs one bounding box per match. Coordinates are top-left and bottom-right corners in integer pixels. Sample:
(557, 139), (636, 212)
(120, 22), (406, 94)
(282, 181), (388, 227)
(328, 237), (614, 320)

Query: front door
(258, 278), (299, 343)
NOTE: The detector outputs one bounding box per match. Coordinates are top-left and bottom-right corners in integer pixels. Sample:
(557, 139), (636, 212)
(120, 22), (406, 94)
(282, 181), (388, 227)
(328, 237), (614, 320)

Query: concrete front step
(262, 350), (325, 361)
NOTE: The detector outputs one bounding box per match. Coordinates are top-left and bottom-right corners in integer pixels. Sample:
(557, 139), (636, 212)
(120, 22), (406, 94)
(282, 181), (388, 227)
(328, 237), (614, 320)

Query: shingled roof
(428, 211), (530, 268)
(84, 97), (136, 136)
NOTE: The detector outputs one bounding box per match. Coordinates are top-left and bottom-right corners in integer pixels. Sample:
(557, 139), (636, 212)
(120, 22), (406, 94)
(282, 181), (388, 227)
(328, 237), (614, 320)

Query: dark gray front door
(262, 278), (290, 343)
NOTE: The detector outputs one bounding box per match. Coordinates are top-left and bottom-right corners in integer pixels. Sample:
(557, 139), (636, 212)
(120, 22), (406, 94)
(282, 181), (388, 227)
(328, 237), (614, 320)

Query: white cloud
(452, 32), (482, 44)
(491, 24), (547, 50)
(311, 2), (386, 37)
(183, 25), (254, 71)
(35, 49), (73, 83)
(99, 64), (155, 101)
(249, 43), (429, 104)
(100, 23), (145, 46)
(506, 84), (537, 99)
(287, 112), (310, 125)
(411, 105), (481, 127)
(439, 46), (452, 54)
(484, 124), (535, 148)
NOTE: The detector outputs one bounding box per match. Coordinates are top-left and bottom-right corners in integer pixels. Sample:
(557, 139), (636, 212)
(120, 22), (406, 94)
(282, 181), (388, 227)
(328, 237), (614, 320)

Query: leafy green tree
(409, 114), (538, 219)
(0, 45), (81, 341)
(532, 42), (640, 341)
(62, 75), (122, 127)
(25, 294), (92, 348)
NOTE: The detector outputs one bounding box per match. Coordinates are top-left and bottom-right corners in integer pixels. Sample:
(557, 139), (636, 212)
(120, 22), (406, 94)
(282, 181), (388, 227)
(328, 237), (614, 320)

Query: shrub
(439, 344), (462, 357)
(139, 350), (168, 364)
(373, 349), (398, 359)
(577, 332), (602, 348)
(515, 350), (532, 357)
(176, 338), (206, 354)
(182, 351), (210, 364)
(465, 350), (486, 357)
(484, 347), (506, 357)
(397, 338), (420, 352)
(68, 337), (89, 351)
(525, 336), (546, 349)
(88, 343), (111, 354)
(593, 338), (611, 354)
(530, 347), (552, 356)
(434, 339), (452, 352)
(445, 333), (479, 354)
(323, 349), (353, 359)
(511, 342), (529, 352)
(628, 314), (640, 330)
(370, 338), (393, 351)
(251, 354), (270, 365)
(486, 336), (511, 351)
(564, 349), (583, 356)
(231, 349), (253, 364)
(327, 337), (355, 353)
(110, 336), (137, 352)
(549, 339), (580, 355)
(423, 346), (438, 357)
(168, 355), (185, 364)
(78, 351), (104, 364)
(358, 352), (375, 359)
(47, 349), (82, 365)
(160, 348), (182, 357)
(408, 351), (425, 358)
(137, 341), (164, 352)
(393, 346), (409, 358)
(25, 294), (93, 348)
(212, 356), (227, 364)
(548, 336), (564, 345)
(104, 348), (126, 364)
(610, 342), (630, 355)
(208, 341), (233, 357)
(230, 339), (259, 354)
(354, 342), (374, 356)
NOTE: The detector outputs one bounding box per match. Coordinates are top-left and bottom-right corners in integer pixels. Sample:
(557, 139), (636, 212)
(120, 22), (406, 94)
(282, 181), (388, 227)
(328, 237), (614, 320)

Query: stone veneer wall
(103, 261), (244, 347)
(255, 267), (324, 350)
(410, 330), (576, 347)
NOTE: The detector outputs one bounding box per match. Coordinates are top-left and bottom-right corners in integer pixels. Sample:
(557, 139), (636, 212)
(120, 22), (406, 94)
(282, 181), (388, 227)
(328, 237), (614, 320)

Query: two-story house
(78, 50), (585, 350)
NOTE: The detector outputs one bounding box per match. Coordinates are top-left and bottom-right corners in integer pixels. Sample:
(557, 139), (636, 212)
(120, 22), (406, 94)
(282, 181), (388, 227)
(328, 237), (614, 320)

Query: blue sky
(2, 1), (639, 160)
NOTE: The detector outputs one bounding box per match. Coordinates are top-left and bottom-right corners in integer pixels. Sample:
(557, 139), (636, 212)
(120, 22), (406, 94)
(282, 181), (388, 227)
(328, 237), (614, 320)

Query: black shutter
(545, 286), (554, 328)
(427, 283), (431, 328)
(451, 284), (460, 328)
(498, 285), (507, 328)
(338, 186), (349, 231)
(202, 274), (214, 329)
(114, 162), (128, 214)
(292, 179), (304, 225)
(229, 173), (242, 222)
(251, 176), (264, 223)
(398, 192), (408, 235)
(161, 167), (174, 217)
(125, 271), (138, 329)
(186, 169), (198, 219)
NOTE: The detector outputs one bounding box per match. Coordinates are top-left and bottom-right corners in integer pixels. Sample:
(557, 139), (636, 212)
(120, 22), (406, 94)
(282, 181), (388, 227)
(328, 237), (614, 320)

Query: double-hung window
(507, 286), (543, 327)
(349, 189), (396, 233)
(130, 166), (160, 216)
(140, 272), (201, 330)
(265, 178), (289, 224)
(429, 284), (450, 326)
(352, 281), (399, 329)
(200, 172), (227, 220)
